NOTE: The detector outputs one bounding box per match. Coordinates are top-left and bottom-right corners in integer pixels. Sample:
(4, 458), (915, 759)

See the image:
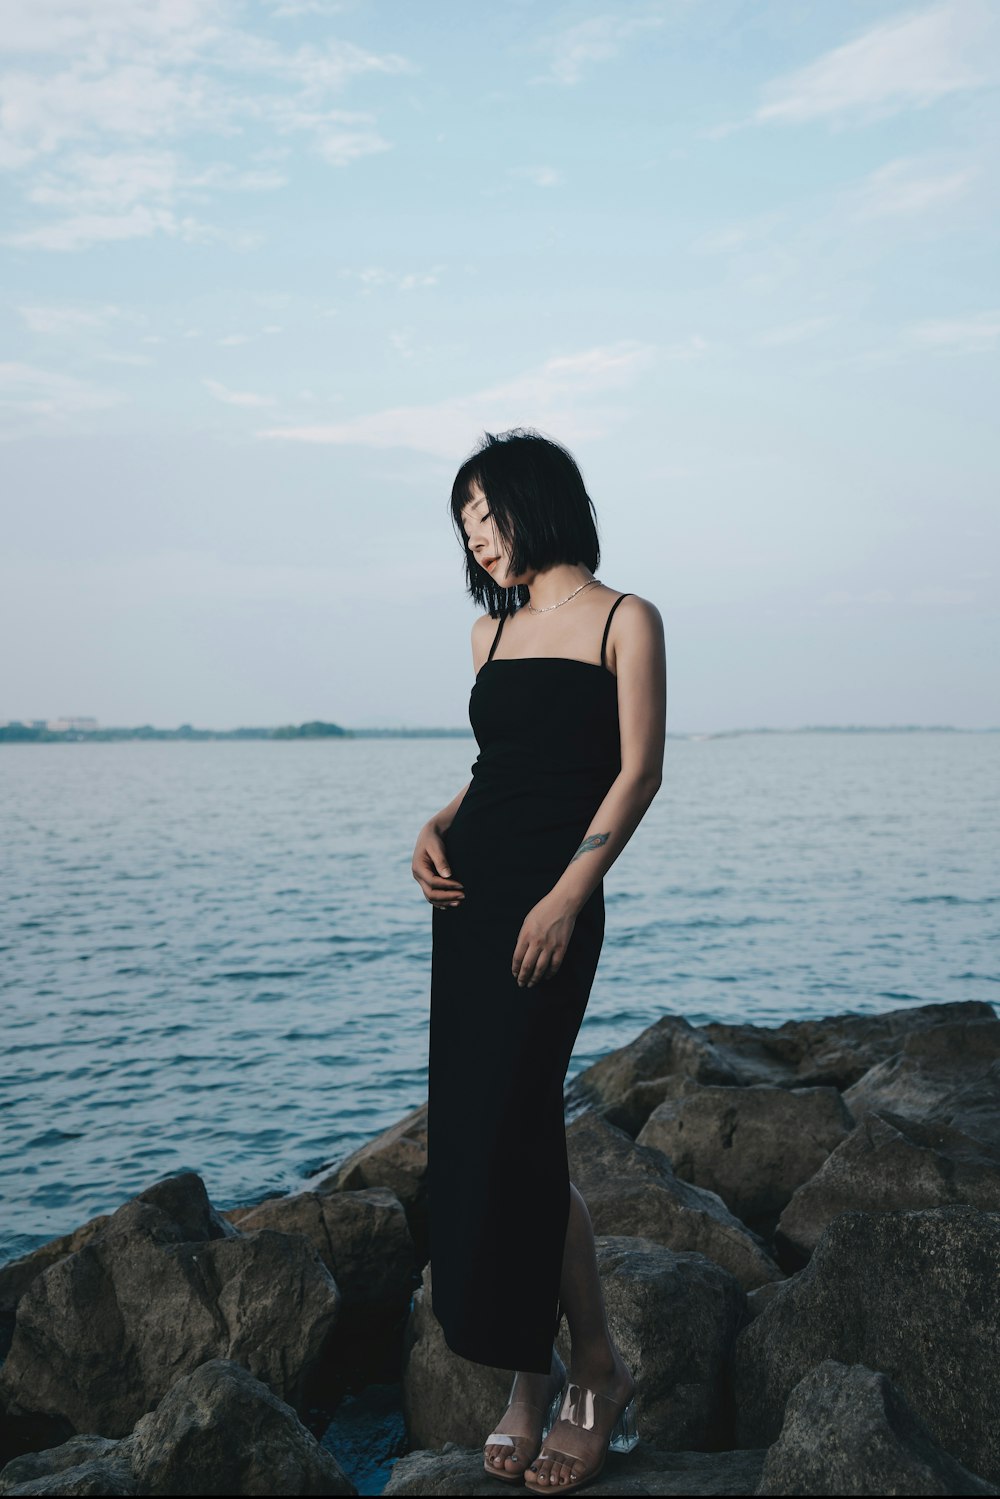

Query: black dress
(427, 592), (631, 1374)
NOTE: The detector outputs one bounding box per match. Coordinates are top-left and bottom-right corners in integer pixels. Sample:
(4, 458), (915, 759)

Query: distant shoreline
(1, 723), (997, 744)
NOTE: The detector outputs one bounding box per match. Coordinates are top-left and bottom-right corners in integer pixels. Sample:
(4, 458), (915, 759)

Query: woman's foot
(484, 1353), (567, 1478)
(524, 1347), (634, 1489)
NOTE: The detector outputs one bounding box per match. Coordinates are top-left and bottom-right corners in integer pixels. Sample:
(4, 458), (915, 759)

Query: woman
(411, 428), (666, 1494)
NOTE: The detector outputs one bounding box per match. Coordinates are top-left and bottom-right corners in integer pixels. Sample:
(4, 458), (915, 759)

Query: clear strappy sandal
(483, 1372), (567, 1484)
(524, 1378), (639, 1494)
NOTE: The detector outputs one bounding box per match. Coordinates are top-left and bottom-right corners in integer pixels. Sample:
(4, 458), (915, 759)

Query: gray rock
(704, 1001), (996, 1091)
(567, 1111), (783, 1291)
(564, 1014), (742, 1136)
(0, 1217), (112, 1359)
(637, 1081), (852, 1228)
(844, 1021), (1000, 1151)
(318, 1102), (429, 1260)
(745, 1277), (797, 1321)
(0, 1436), (134, 1496)
(228, 1186), (417, 1317)
(384, 1441), (767, 1496)
(755, 1359), (997, 1496)
(0, 1174), (341, 1447)
(777, 1110), (1000, 1261)
(0, 1360), (355, 1496)
(554, 1236), (748, 1452)
(734, 1206), (1000, 1484)
(400, 1261), (512, 1452)
(402, 1235), (747, 1454)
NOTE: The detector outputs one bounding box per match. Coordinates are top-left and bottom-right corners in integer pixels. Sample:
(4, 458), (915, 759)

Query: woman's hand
(512, 893), (578, 987)
(412, 821), (465, 909)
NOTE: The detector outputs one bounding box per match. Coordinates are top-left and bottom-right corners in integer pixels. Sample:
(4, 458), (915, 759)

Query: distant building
(46, 717), (99, 732)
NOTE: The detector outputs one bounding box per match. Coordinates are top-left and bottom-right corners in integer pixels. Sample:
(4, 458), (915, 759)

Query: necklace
(526, 576), (601, 614)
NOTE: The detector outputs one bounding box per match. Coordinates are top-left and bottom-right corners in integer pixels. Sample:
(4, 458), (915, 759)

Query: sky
(1, 0), (998, 733)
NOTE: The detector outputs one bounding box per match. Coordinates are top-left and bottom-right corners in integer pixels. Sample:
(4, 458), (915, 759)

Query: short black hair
(449, 427), (601, 616)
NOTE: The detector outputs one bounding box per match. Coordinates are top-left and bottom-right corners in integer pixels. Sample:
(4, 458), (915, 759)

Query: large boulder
(564, 1015), (742, 1135)
(637, 1081), (852, 1229)
(734, 1206), (1000, 1484)
(0, 1216), (111, 1360)
(317, 1103), (429, 1262)
(227, 1185), (418, 1386)
(228, 1186), (416, 1319)
(0, 1174), (341, 1451)
(0, 1360), (355, 1496)
(844, 1020), (1000, 1151)
(567, 1111), (783, 1290)
(403, 1236), (747, 1454)
(384, 1441), (766, 1495)
(400, 1261), (512, 1453)
(755, 1360), (996, 1496)
(703, 1001), (996, 1092)
(777, 1110), (1000, 1262)
(554, 1237), (748, 1453)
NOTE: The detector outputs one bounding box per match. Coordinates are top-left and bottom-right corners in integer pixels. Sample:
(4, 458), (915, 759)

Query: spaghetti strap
(486, 611), (508, 664)
(600, 593), (632, 670)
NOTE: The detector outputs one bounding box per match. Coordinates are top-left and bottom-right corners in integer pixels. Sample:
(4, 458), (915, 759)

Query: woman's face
(461, 483), (522, 587)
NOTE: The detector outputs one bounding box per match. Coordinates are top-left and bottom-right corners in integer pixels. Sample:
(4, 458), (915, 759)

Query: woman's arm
(512, 596), (666, 985)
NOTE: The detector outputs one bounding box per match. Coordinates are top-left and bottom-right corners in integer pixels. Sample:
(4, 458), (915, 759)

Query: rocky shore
(1, 998), (998, 1495)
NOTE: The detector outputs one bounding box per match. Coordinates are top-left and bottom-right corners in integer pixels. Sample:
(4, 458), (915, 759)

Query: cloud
(3, 205), (212, 252)
(256, 341), (655, 458)
(17, 303), (124, 334)
(853, 156), (978, 215)
(907, 310), (1000, 351)
(0, 360), (123, 435)
(507, 165), (562, 188)
(203, 377), (277, 407)
(338, 265), (443, 293)
(531, 10), (667, 87)
(0, 0), (414, 250)
(754, 1), (999, 126)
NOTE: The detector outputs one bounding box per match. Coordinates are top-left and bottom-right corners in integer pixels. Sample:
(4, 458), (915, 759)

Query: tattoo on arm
(570, 832), (610, 863)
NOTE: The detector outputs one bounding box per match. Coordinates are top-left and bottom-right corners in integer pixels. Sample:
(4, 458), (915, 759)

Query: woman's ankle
(567, 1341), (626, 1389)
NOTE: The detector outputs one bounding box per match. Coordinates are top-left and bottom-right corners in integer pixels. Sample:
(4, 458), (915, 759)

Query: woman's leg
(524, 1183), (634, 1489)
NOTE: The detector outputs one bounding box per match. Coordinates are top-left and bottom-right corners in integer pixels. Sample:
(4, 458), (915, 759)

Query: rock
(229, 1186), (419, 1386)
(0, 1436), (133, 1496)
(230, 1186), (417, 1317)
(777, 1110), (1000, 1262)
(0, 1216), (111, 1359)
(844, 1020), (1000, 1151)
(125, 1358), (355, 1495)
(755, 1359), (997, 1496)
(400, 1261), (520, 1452)
(734, 1206), (1000, 1484)
(745, 1277), (796, 1321)
(566, 1112), (783, 1291)
(703, 1001), (996, 1091)
(402, 1236), (747, 1453)
(0, 1360), (355, 1496)
(318, 1103), (429, 1261)
(562, 1004), (994, 1138)
(384, 1441), (767, 1496)
(0, 1174), (341, 1449)
(555, 1236), (748, 1452)
(564, 1015), (742, 1136)
(637, 1081), (852, 1229)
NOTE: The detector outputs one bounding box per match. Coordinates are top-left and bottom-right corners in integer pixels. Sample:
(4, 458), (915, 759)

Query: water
(2, 733), (997, 1265)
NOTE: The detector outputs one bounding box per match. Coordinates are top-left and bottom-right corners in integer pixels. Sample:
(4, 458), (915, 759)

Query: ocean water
(2, 732), (997, 1265)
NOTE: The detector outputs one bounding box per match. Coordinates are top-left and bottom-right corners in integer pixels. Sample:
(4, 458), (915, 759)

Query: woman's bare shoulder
(605, 590), (663, 629)
(471, 610), (503, 645)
